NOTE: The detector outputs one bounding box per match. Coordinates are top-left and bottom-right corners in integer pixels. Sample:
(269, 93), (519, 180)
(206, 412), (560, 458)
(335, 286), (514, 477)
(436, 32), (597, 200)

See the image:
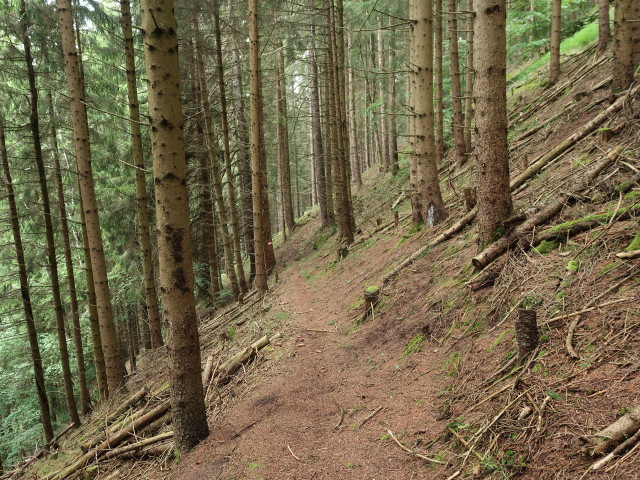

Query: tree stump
(363, 286), (380, 320)
(516, 309), (539, 362)
(394, 210), (399, 226)
(463, 187), (477, 211)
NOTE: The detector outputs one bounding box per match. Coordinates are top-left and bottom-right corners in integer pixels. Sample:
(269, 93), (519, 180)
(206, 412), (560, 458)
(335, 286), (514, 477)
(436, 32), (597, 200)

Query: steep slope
(7, 39), (640, 480)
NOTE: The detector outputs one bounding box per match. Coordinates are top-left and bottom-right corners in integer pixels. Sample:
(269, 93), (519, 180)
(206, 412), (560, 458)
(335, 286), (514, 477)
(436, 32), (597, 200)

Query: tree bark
(376, 16), (389, 170)
(78, 181), (109, 401)
(449, 0), (467, 166)
(474, 0), (513, 249)
(387, 19), (399, 176)
(213, 7), (249, 294)
(410, 0), (447, 226)
(598, 0), (611, 52)
(22, 1), (81, 427)
(550, 0), (562, 84)
(275, 44), (296, 233)
(140, 0), (209, 451)
(347, 32), (362, 186)
(0, 115), (54, 443)
(120, 0), (163, 350)
(308, 32), (330, 226)
(56, 0), (125, 395)
(434, 0), (445, 166)
(48, 92), (91, 415)
(613, 0), (634, 91)
(231, 44), (255, 281)
(249, 0), (269, 296)
(464, 0), (474, 152)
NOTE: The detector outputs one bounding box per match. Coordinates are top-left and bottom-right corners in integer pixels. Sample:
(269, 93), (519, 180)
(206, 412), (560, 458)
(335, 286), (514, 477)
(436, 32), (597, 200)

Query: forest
(0, 0), (639, 478)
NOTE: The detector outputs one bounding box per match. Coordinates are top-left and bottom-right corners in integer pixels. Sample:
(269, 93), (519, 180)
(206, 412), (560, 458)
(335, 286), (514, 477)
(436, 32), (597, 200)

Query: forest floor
(170, 208), (458, 480)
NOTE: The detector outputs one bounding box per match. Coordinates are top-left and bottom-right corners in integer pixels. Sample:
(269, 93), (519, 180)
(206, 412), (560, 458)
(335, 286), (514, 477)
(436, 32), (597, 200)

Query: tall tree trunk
(78, 181), (109, 401)
(410, 0), (447, 226)
(347, 36), (362, 186)
(632, 0), (640, 67)
(387, 20), (399, 176)
(449, 0), (467, 166)
(56, 0), (125, 395)
(120, 0), (163, 350)
(463, 0), (474, 152)
(199, 142), (222, 300)
(308, 39), (329, 226)
(192, 10), (240, 299)
(474, 0), (513, 249)
(598, 0), (610, 52)
(550, 0), (562, 84)
(22, 1), (81, 427)
(275, 44), (296, 233)
(613, 0), (634, 91)
(376, 17), (389, 171)
(249, 0), (269, 295)
(320, 50), (336, 225)
(328, 0), (355, 243)
(140, 0), (209, 452)
(0, 115), (54, 443)
(231, 44), (255, 282)
(434, 0), (445, 165)
(48, 92), (91, 415)
(213, 7), (249, 294)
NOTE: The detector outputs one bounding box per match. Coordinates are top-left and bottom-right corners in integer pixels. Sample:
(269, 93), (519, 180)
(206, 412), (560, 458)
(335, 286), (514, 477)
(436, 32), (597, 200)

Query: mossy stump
(516, 309), (539, 362)
(363, 286), (380, 320)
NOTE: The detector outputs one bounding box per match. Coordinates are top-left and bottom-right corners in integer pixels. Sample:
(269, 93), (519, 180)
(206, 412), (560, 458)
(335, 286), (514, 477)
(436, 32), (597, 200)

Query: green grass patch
(400, 333), (425, 359)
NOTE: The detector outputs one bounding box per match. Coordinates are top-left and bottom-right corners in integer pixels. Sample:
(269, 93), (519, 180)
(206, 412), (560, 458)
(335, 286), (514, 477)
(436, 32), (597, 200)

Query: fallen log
(617, 249), (640, 260)
(103, 432), (173, 460)
(212, 334), (278, 387)
(44, 401), (170, 480)
(589, 405), (640, 457)
(120, 444), (173, 459)
(472, 146), (623, 270)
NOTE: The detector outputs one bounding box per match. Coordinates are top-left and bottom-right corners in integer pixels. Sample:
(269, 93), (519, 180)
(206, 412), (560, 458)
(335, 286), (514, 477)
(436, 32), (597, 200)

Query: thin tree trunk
(387, 19), (399, 176)
(598, 0), (610, 52)
(140, 0), (209, 452)
(410, 0), (447, 226)
(550, 0), (562, 84)
(192, 11), (240, 299)
(464, 0), (474, 152)
(434, 0), (445, 165)
(200, 151), (222, 300)
(320, 50), (336, 225)
(56, 0), (125, 395)
(449, 0), (467, 166)
(78, 181), (109, 401)
(213, 7), (248, 294)
(48, 92), (91, 415)
(0, 115), (55, 443)
(22, 1), (81, 426)
(347, 37), (362, 186)
(308, 38), (329, 226)
(249, 0), (269, 295)
(231, 45), (255, 282)
(120, 0), (163, 349)
(275, 44), (296, 232)
(376, 17), (389, 171)
(474, 0), (513, 249)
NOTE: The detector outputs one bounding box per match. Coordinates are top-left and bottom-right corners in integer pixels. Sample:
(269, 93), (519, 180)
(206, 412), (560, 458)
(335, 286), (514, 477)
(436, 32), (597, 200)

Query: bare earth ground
(171, 220), (461, 480)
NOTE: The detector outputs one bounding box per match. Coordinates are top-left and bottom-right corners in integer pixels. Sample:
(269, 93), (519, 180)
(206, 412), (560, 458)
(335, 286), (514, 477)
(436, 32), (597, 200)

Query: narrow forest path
(171, 231), (453, 480)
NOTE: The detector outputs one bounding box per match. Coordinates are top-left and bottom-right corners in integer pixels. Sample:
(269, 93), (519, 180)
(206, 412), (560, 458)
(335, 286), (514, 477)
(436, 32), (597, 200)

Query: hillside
(7, 39), (640, 480)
